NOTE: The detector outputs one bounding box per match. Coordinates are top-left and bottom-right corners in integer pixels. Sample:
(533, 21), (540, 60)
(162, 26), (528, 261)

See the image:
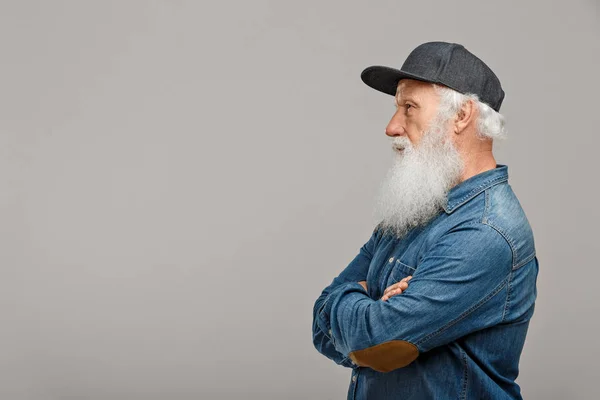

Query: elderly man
(312, 42), (538, 399)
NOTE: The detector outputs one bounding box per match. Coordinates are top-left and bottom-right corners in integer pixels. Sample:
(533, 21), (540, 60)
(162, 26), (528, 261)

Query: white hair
(433, 84), (507, 141)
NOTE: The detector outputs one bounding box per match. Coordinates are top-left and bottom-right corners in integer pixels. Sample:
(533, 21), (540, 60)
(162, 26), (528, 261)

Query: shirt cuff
(316, 281), (368, 351)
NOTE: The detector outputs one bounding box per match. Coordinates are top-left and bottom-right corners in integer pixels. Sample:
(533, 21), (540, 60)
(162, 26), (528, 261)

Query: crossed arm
(311, 228), (380, 368)
(312, 223), (513, 372)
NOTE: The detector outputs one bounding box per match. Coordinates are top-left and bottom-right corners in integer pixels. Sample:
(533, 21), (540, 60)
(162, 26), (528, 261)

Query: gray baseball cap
(360, 41), (505, 112)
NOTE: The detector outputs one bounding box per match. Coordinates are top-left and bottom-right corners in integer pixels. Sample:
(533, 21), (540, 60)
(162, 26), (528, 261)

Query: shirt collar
(443, 164), (509, 214)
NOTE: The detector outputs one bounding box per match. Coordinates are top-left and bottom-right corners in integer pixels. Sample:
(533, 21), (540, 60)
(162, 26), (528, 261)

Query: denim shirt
(312, 164), (538, 400)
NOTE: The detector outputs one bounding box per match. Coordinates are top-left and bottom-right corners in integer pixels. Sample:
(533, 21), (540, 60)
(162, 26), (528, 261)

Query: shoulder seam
(482, 187), (531, 270)
(481, 186), (537, 270)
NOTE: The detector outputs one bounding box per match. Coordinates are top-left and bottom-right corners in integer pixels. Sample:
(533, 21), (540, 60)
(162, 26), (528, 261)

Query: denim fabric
(312, 164), (538, 399)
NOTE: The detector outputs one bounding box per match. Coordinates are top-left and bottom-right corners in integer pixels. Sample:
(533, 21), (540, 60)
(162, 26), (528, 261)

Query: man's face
(373, 79), (465, 239)
(386, 79), (444, 149)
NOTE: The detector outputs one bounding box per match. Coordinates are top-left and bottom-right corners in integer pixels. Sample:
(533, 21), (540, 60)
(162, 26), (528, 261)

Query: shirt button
(389, 257), (394, 263)
(328, 329), (332, 335)
(352, 375), (357, 382)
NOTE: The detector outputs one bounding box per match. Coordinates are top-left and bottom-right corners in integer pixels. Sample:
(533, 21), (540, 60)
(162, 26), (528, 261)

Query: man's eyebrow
(394, 93), (419, 105)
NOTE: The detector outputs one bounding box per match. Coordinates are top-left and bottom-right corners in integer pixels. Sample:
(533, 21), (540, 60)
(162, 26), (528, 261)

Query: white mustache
(390, 137), (412, 150)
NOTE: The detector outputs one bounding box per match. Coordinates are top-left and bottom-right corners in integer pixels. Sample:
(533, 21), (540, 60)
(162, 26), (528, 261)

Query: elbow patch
(348, 340), (419, 373)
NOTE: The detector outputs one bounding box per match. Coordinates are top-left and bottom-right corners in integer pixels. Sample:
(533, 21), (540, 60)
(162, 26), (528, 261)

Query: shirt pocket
(384, 259), (417, 290)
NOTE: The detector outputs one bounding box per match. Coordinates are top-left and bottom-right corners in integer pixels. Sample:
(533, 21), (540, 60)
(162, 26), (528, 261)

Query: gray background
(0, 1), (598, 399)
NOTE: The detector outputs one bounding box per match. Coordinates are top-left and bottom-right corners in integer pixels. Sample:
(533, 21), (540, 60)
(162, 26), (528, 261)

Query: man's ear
(454, 99), (476, 134)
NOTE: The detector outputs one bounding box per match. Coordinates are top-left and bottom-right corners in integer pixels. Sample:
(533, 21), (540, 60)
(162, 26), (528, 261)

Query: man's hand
(381, 276), (412, 301)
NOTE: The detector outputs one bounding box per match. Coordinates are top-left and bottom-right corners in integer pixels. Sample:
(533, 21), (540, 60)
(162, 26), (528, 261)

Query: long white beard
(373, 114), (465, 240)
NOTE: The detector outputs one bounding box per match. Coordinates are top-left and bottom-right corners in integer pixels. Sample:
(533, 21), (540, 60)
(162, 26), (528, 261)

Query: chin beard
(373, 117), (465, 240)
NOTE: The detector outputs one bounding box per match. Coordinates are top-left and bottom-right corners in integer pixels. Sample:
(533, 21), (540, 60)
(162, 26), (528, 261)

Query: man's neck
(459, 152), (497, 183)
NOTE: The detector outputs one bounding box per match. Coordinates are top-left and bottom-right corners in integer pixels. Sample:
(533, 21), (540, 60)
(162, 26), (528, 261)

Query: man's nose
(385, 111), (406, 137)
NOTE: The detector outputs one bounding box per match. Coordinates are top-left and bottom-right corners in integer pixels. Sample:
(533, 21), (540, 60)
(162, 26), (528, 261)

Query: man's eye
(394, 102), (414, 111)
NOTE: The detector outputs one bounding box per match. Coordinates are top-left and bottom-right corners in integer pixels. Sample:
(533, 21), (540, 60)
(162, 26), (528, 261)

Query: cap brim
(360, 66), (434, 96)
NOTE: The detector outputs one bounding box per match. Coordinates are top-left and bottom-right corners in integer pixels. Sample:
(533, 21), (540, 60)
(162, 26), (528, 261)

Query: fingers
(381, 276), (412, 301)
(383, 276), (412, 296)
(384, 280), (408, 296)
(382, 283), (407, 300)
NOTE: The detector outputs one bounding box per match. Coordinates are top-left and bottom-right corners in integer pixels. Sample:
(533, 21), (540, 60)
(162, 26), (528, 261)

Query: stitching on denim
(513, 251), (536, 270)
(388, 260), (416, 286)
(317, 298), (332, 339)
(447, 175), (508, 212)
(502, 270), (514, 322)
(456, 175), (507, 205)
(482, 188), (490, 224)
(415, 274), (509, 347)
(449, 176), (508, 210)
(396, 260), (416, 271)
(460, 347), (469, 400)
(479, 182), (536, 271)
(483, 220), (517, 269)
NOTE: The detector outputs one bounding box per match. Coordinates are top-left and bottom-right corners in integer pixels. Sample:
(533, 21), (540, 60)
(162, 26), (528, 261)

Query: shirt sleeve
(316, 222), (513, 373)
(311, 227), (380, 368)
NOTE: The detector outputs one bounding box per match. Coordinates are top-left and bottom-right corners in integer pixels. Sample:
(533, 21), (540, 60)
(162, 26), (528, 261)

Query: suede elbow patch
(348, 340), (419, 373)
